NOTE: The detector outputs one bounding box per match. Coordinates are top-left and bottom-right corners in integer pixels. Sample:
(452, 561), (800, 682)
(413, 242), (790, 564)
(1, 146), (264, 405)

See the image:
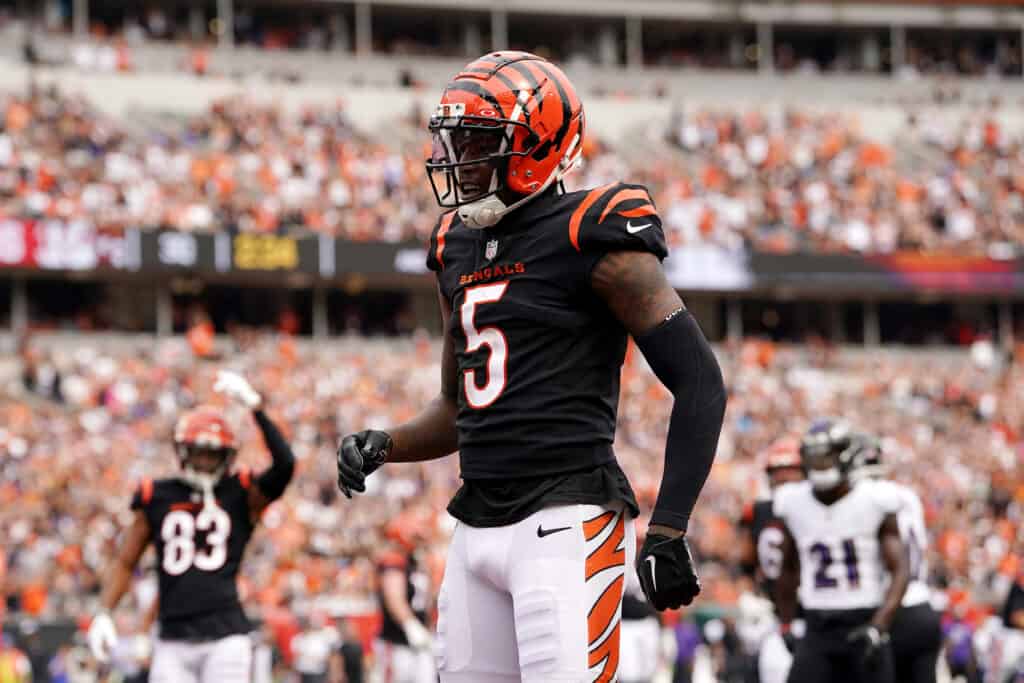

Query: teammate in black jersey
(738, 436), (805, 683)
(373, 512), (435, 683)
(337, 50), (726, 682)
(88, 371), (295, 683)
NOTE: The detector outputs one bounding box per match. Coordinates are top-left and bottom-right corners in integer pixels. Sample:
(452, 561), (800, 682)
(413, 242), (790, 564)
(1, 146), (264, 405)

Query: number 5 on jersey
(460, 282), (509, 409)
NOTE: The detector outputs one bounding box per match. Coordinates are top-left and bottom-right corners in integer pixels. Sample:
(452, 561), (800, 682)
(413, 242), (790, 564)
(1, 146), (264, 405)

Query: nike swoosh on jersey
(646, 555), (657, 591)
(536, 524), (573, 538)
(626, 220), (652, 233)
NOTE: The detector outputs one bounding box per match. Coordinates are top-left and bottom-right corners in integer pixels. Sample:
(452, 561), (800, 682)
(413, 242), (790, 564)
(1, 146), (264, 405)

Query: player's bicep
(878, 513), (906, 573)
(248, 485), (271, 523)
(739, 533), (756, 569)
(379, 568), (411, 618)
(438, 285), (458, 403)
(779, 524), (799, 573)
(591, 250), (684, 338)
(118, 510), (152, 568)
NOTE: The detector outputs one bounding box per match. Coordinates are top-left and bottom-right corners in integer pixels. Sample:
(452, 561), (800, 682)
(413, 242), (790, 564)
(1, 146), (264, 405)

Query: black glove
(846, 624), (888, 670)
(636, 533), (701, 611)
(336, 430), (392, 499)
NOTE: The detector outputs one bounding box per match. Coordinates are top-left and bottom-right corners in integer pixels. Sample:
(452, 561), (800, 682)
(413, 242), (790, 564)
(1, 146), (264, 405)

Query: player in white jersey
(774, 419), (910, 683)
(851, 436), (943, 683)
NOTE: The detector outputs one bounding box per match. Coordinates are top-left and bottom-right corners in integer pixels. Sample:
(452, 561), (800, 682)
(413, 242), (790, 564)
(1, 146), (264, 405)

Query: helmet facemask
(177, 444), (235, 510)
(800, 419), (855, 492)
(425, 93), (581, 229)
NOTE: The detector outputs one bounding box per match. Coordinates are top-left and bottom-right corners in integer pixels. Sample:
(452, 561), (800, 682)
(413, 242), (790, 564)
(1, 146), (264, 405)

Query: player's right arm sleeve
(871, 480), (905, 517)
(253, 409), (296, 502)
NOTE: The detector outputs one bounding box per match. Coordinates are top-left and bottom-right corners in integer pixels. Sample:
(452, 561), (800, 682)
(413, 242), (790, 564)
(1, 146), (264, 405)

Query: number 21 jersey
(131, 472), (255, 639)
(427, 183), (668, 481)
(773, 479), (902, 611)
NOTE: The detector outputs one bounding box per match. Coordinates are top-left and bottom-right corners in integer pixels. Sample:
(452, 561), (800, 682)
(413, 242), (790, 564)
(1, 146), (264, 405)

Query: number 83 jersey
(427, 183), (668, 480)
(773, 479), (903, 611)
(131, 472), (256, 637)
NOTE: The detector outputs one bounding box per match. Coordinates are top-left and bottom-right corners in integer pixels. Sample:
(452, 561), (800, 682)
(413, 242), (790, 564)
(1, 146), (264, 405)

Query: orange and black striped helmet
(426, 51), (584, 228)
(173, 405), (237, 469)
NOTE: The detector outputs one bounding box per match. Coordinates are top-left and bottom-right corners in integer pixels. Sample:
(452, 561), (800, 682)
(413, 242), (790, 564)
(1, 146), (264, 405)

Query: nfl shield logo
(485, 239), (498, 260)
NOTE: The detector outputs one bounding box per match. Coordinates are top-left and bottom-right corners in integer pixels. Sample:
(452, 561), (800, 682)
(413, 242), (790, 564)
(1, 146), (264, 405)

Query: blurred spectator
(290, 612), (340, 683)
(0, 633), (31, 683)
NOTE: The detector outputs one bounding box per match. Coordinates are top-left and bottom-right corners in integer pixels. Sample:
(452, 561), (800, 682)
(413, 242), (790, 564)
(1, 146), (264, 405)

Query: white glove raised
(87, 611), (118, 663)
(214, 370), (262, 409)
(402, 619), (433, 650)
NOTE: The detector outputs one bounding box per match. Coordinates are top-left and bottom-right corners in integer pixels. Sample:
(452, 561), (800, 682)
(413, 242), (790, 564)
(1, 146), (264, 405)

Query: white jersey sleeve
(880, 481), (931, 606)
(779, 480), (901, 611)
(771, 482), (801, 521)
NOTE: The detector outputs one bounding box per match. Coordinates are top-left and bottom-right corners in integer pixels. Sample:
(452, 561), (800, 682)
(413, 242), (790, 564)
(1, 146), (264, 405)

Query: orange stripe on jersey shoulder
(238, 466), (251, 489)
(616, 204), (657, 219)
(598, 188), (651, 223)
(141, 478), (153, 505)
(569, 184), (616, 251)
(435, 211), (456, 269)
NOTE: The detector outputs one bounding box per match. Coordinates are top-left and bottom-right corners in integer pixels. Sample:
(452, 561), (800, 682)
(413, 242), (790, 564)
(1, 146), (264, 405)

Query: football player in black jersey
(337, 51), (726, 682)
(373, 512), (435, 683)
(738, 436), (804, 683)
(88, 370), (295, 683)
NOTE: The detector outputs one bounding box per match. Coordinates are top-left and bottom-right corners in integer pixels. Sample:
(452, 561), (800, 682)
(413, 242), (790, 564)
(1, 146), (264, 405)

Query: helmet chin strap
(458, 133), (582, 230)
(181, 466), (224, 511)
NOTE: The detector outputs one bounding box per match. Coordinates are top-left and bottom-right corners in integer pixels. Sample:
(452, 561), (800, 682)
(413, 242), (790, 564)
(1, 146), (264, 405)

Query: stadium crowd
(0, 329), (1020, 679)
(2, 85), (1024, 256)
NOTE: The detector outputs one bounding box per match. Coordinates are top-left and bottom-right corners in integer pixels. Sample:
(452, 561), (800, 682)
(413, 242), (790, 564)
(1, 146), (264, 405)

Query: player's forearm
(99, 560), (134, 612)
(387, 393), (459, 463)
(637, 310), (727, 530)
(873, 521), (909, 630)
(775, 570), (800, 624)
(382, 591), (417, 625)
(253, 409), (296, 500)
(872, 586), (905, 631)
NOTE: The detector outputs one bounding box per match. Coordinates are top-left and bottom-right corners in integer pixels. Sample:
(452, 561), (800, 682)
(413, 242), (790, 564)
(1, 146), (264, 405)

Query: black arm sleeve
(635, 309), (727, 531)
(253, 409), (296, 502)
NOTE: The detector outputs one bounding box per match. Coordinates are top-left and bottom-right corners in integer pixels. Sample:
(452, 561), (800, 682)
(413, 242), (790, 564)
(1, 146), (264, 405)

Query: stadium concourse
(0, 331), (1020, 680)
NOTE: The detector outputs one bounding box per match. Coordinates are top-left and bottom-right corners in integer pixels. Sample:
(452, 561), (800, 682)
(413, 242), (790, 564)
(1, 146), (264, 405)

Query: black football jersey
(427, 183), (668, 480)
(376, 550), (430, 645)
(131, 470), (256, 639)
(742, 499), (788, 601)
